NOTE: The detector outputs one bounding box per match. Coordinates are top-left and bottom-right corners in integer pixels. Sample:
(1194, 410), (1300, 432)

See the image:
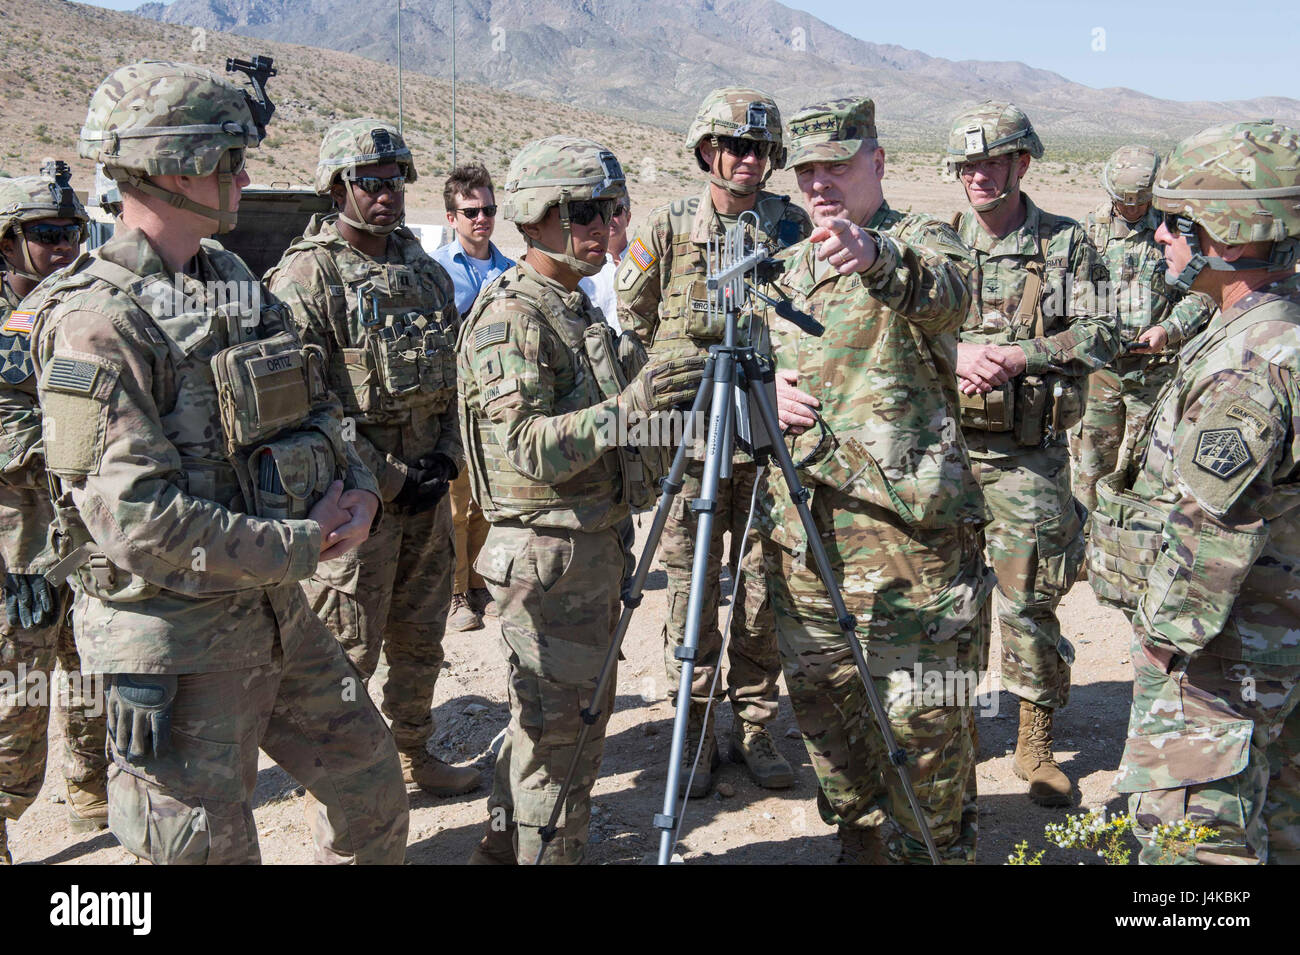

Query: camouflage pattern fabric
(955, 196), (1117, 708)
(785, 97), (877, 168)
(458, 260), (633, 863)
(267, 215), (462, 754)
(32, 227), (405, 864)
(313, 119), (418, 194)
(1115, 274), (1300, 865)
(1099, 145), (1159, 206)
(944, 101), (1044, 179)
(1071, 202), (1213, 512)
(617, 188), (809, 725)
(761, 200), (994, 862)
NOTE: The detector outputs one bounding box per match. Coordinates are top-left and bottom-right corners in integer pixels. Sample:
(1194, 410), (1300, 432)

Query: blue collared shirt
(431, 237), (514, 316)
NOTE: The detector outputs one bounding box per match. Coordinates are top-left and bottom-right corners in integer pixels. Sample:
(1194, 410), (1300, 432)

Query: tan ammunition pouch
(211, 330), (325, 457)
(959, 382), (1015, 432)
(245, 425), (340, 521)
(1087, 469), (1166, 612)
(959, 373), (1085, 446)
(583, 323), (668, 509)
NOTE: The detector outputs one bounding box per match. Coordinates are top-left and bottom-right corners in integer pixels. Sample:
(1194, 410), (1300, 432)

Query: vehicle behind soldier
(31, 59), (408, 864)
(1094, 120), (1300, 864)
(616, 87), (811, 796)
(946, 101), (1119, 807)
(460, 137), (704, 864)
(1072, 145), (1213, 517)
(769, 96), (993, 864)
(266, 119), (479, 797)
(0, 167), (108, 862)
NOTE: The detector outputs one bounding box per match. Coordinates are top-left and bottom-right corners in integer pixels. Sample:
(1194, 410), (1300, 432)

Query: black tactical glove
(4, 572), (56, 630)
(621, 354), (708, 414)
(393, 453), (457, 512)
(108, 673), (178, 759)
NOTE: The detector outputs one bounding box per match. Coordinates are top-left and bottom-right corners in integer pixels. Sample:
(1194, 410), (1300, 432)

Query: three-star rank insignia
(1193, 427), (1253, 479)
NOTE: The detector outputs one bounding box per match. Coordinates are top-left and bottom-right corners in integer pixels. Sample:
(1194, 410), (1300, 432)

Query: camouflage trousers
(969, 439), (1085, 709)
(451, 469), (488, 593)
(0, 589), (107, 819)
(765, 528), (993, 864)
(477, 523), (624, 864)
(1070, 356), (1177, 513)
(661, 459), (781, 725)
(106, 589), (408, 865)
(302, 497), (453, 753)
(1117, 627), (1300, 865)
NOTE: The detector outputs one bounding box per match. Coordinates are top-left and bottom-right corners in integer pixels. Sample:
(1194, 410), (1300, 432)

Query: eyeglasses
(24, 223), (84, 247)
(1161, 211), (1197, 238)
(716, 136), (774, 161)
(344, 174), (406, 195)
(456, 205), (497, 219)
(567, 198), (616, 226)
(612, 204), (629, 219)
(957, 156), (1013, 179)
(224, 148), (247, 176)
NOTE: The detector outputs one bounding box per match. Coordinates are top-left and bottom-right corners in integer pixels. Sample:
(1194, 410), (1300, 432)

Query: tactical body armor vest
(460, 268), (660, 529)
(955, 210), (1087, 445)
(34, 240), (345, 602)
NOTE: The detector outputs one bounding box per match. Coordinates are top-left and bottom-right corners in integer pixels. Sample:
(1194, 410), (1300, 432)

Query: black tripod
(533, 214), (941, 865)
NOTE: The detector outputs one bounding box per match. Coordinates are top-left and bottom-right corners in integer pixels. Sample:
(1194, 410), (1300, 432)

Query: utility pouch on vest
(419, 321), (457, 393)
(683, 279), (723, 340)
(959, 381), (1015, 432)
(246, 429), (339, 520)
(368, 317), (423, 398)
(583, 324), (667, 509)
(1089, 469), (1167, 612)
(1014, 374), (1051, 447)
(1049, 375), (1087, 433)
(212, 331), (319, 456)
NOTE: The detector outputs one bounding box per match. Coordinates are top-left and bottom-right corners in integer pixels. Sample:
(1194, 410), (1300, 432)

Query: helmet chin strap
(531, 201), (603, 277)
(338, 177), (402, 236)
(966, 164), (1020, 214)
(3, 227), (44, 283)
(111, 152), (241, 234)
(703, 139), (769, 198)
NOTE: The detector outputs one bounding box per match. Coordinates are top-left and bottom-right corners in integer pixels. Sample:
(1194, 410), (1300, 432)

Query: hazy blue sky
(81, 0), (1297, 102)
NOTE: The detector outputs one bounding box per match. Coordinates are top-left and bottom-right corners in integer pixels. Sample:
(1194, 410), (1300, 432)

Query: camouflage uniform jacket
(616, 186), (812, 357)
(1084, 202), (1213, 348)
(266, 214), (463, 502)
(956, 194), (1119, 452)
(1129, 273), (1300, 665)
(32, 228), (380, 674)
(766, 202), (989, 615)
(0, 279), (52, 574)
(458, 261), (630, 533)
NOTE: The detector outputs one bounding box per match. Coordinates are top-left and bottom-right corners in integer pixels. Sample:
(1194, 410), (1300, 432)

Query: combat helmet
(1101, 144), (1160, 208)
(1153, 120), (1300, 291)
(77, 58), (276, 233)
(945, 101), (1043, 212)
(685, 87), (786, 197)
(315, 119), (418, 236)
(0, 161), (89, 283)
(501, 136), (625, 277)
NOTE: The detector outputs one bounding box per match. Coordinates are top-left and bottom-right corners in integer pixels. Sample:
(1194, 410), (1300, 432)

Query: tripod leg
(529, 362), (715, 864)
(655, 348), (736, 865)
(738, 353), (943, 865)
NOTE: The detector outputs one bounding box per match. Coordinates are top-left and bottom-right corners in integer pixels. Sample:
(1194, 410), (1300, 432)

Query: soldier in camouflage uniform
(946, 102), (1119, 805)
(1072, 145), (1213, 514)
(0, 168), (108, 863)
(460, 137), (704, 864)
(1092, 121), (1300, 864)
(30, 60), (407, 864)
(265, 120), (478, 797)
(617, 88), (811, 795)
(768, 97), (993, 863)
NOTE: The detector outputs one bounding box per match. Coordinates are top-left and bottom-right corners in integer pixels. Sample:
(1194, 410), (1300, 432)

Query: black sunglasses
(717, 136), (774, 161)
(1161, 211), (1197, 235)
(24, 223), (84, 247)
(567, 198), (616, 226)
(225, 148), (247, 176)
(456, 205), (497, 219)
(344, 174), (406, 195)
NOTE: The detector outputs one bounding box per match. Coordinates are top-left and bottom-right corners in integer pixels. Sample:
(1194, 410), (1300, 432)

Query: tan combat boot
(0, 819), (10, 865)
(448, 592), (483, 632)
(730, 719), (795, 789)
(66, 776), (110, 834)
(1013, 699), (1073, 806)
(678, 704), (720, 799)
(470, 586), (497, 619)
(836, 824), (887, 864)
(400, 749), (481, 796)
(467, 820), (517, 865)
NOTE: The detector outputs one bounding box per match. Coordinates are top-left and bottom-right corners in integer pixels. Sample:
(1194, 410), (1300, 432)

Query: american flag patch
(46, 357), (99, 395)
(2, 311), (34, 336)
(474, 321), (509, 351)
(628, 238), (656, 272)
